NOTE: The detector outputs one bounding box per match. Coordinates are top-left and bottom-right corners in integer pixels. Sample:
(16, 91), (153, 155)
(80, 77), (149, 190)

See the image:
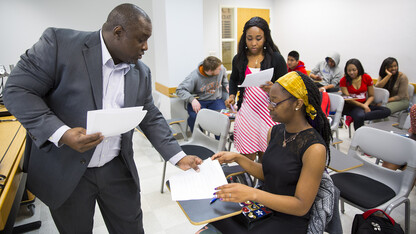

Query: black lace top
(261, 123), (326, 232)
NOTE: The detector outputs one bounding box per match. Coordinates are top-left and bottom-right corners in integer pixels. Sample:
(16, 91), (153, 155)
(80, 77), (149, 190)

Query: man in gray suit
(4, 4), (202, 233)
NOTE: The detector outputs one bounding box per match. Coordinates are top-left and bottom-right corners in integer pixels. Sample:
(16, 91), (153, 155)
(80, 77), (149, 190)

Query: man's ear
(113, 25), (124, 39)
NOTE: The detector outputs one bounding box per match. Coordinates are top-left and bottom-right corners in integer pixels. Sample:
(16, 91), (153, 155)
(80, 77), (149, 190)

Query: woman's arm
(211, 152), (264, 180)
(365, 85), (375, 106)
(225, 56), (240, 107)
(215, 143), (326, 216)
(375, 69), (392, 88)
(389, 73), (409, 102)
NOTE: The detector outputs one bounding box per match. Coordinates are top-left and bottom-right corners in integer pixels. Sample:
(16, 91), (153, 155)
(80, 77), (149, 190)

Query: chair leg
(405, 199), (410, 234)
(161, 161), (167, 193)
(349, 125), (352, 138)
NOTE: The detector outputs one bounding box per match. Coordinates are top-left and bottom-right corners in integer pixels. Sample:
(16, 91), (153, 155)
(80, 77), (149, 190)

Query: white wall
(273, 0), (416, 82)
(0, 0), (155, 73)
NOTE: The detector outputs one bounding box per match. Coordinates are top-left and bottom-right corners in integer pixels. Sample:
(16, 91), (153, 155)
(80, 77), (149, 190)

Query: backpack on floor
(351, 209), (404, 234)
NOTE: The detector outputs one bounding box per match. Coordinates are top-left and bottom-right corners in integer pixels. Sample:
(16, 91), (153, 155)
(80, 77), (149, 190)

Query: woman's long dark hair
(379, 57), (399, 92)
(235, 17), (279, 69)
(300, 72), (332, 166)
(344, 58), (365, 86)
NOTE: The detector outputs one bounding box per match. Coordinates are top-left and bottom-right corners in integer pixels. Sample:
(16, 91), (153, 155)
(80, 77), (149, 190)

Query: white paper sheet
(86, 106), (147, 137)
(238, 67), (274, 87)
(169, 159), (228, 201)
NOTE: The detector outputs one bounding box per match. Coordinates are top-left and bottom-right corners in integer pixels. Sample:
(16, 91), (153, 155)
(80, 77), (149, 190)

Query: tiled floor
(13, 124), (416, 233)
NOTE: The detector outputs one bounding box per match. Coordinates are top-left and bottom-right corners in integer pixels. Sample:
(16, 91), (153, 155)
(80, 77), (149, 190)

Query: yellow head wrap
(276, 71), (317, 120)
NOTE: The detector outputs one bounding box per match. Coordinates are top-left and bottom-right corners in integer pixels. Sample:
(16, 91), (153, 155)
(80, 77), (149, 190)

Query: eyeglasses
(268, 96), (293, 108)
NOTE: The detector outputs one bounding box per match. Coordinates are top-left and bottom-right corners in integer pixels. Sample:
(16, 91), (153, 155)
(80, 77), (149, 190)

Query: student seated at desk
(340, 58), (391, 130)
(209, 71), (332, 233)
(375, 57), (410, 114)
(309, 52), (343, 92)
(287, 50), (308, 75)
(176, 56), (229, 132)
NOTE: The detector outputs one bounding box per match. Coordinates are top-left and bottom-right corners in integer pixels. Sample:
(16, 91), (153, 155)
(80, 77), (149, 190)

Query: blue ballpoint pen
(230, 104), (235, 112)
(210, 197), (218, 205)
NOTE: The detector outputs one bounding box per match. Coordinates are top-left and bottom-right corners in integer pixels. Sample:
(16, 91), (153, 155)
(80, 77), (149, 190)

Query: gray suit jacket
(4, 28), (182, 209)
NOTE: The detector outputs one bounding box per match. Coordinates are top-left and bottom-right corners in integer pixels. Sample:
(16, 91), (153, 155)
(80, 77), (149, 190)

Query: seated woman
(375, 57), (410, 114)
(340, 58), (391, 130)
(209, 71), (332, 233)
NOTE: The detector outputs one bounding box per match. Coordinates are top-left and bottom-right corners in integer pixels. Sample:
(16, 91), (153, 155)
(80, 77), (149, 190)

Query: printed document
(86, 106), (147, 137)
(169, 159), (228, 201)
(238, 67), (274, 87)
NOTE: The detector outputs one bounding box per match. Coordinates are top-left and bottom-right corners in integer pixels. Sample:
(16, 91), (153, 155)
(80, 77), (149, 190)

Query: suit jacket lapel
(124, 65), (140, 107)
(83, 31), (103, 110)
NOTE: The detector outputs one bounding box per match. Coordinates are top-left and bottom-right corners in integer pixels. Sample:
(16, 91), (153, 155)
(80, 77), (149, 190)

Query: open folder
(86, 106), (147, 137)
(169, 159), (228, 201)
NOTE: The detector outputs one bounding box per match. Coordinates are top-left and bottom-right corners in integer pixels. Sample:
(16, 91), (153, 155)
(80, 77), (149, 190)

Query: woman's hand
(211, 151), (240, 164)
(214, 183), (256, 203)
(224, 95), (235, 108)
(385, 68), (392, 76)
(362, 104), (371, 113)
(260, 81), (273, 93)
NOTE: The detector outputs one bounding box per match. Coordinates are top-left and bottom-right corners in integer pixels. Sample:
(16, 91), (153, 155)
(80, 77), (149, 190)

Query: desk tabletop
(366, 120), (410, 136)
(327, 146), (363, 172)
(166, 181), (241, 225)
(0, 116), (26, 230)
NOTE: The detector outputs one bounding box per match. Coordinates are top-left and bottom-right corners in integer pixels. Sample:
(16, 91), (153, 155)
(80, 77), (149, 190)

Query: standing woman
(375, 57), (410, 114)
(340, 59), (391, 130)
(211, 72), (332, 233)
(225, 17), (287, 161)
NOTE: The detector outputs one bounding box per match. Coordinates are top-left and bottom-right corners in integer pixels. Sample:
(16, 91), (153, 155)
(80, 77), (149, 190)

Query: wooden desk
(327, 146), (363, 172)
(0, 115), (26, 232)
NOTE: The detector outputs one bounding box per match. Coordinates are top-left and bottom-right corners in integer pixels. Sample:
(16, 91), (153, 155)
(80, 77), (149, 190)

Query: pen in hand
(230, 103), (235, 112)
(210, 197), (218, 205)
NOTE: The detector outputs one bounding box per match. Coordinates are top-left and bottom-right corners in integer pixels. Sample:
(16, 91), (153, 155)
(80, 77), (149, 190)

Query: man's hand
(311, 74), (322, 81)
(191, 99), (201, 113)
(176, 155), (203, 172)
(59, 127), (103, 153)
(260, 81), (273, 93)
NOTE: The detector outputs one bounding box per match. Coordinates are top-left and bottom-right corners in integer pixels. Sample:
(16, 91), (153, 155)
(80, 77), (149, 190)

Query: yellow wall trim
(155, 82), (177, 97)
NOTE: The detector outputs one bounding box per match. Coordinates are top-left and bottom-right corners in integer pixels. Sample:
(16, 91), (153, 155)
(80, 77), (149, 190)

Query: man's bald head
(102, 3), (151, 32)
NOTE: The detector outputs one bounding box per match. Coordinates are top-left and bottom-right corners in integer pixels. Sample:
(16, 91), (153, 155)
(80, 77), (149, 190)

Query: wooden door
(237, 8), (270, 46)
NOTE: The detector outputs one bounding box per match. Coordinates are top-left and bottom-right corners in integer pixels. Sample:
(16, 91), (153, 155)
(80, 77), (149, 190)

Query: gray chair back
(373, 87), (389, 106)
(348, 127), (416, 196)
(184, 109), (230, 153)
(328, 93), (344, 132)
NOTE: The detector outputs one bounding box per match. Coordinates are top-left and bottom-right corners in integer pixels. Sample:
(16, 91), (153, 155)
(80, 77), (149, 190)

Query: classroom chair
(331, 126), (416, 234)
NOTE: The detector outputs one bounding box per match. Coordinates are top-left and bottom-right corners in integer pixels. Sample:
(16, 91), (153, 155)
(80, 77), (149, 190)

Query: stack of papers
(169, 159), (228, 201)
(86, 106), (147, 137)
